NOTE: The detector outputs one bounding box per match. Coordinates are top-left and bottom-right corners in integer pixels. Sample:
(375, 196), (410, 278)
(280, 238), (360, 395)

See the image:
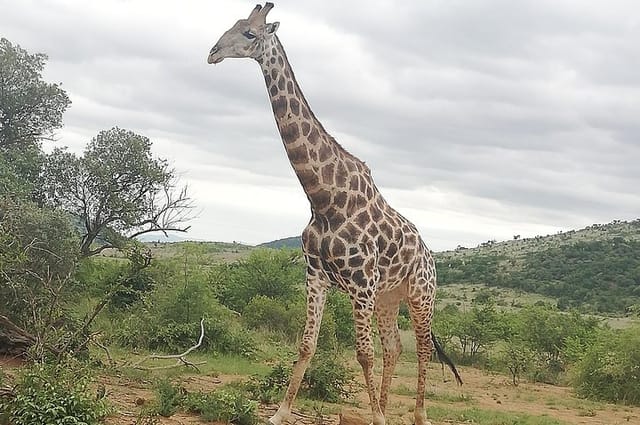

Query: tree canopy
(44, 127), (192, 257)
(0, 38), (70, 149)
(0, 38), (71, 199)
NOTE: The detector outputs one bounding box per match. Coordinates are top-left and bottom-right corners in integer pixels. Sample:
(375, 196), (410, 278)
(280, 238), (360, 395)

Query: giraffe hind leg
(352, 296), (385, 425)
(374, 288), (404, 415)
(407, 274), (436, 425)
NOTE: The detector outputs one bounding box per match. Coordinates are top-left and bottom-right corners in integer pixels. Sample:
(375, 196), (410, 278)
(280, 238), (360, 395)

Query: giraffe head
(207, 2), (280, 64)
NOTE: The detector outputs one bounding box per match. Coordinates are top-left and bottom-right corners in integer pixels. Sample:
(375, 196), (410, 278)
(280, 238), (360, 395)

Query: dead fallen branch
(132, 318), (206, 372)
(0, 314), (62, 356)
(91, 336), (116, 368)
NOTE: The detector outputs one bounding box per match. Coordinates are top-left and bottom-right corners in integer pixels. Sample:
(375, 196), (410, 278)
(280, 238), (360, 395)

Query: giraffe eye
(243, 30), (256, 40)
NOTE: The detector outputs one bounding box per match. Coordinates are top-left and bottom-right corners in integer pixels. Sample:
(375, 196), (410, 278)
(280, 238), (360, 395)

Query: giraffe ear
(266, 21), (280, 34)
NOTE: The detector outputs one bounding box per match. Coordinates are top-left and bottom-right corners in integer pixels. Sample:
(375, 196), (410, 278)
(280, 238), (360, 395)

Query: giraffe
(207, 4), (461, 425)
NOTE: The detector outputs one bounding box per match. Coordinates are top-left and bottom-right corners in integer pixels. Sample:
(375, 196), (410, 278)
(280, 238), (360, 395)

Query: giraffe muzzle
(207, 46), (223, 64)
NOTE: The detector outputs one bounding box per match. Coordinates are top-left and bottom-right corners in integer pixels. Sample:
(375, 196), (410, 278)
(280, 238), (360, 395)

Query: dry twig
(132, 318), (206, 371)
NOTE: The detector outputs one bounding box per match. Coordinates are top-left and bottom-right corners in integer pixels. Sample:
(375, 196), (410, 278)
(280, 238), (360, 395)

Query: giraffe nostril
(210, 46), (219, 55)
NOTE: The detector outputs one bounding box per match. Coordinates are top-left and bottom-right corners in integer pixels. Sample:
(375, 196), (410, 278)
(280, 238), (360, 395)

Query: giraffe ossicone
(207, 3), (461, 425)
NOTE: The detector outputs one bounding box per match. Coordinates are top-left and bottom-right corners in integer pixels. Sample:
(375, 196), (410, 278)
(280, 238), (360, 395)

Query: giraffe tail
(431, 333), (463, 386)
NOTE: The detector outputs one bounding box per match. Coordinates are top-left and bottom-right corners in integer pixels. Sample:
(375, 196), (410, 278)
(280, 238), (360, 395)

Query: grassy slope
(434, 220), (640, 315)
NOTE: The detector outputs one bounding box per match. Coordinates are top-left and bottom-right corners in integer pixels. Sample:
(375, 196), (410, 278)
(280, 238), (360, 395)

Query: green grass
(392, 384), (472, 403)
(426, 405), (570, 425)
(202, 354), (272, 376)
(390, 384), (415, 397)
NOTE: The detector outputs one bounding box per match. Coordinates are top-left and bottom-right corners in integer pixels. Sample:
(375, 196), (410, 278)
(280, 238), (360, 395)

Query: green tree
(499, 339), (535, 386)
(510, 305), (600, 383)
(517, 305), (599, 365)
(453, 302), (506, 361)
(0, 38), (70, 148)
(0, 38), (70, 199)
(44, 127), (192, 257)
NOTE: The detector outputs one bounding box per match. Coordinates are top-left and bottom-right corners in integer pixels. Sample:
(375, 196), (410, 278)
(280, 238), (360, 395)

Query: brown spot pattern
(257, 36), (438, 425)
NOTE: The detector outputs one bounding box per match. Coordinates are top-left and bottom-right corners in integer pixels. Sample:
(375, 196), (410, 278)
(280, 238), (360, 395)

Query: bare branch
(128, 225), (191, 240)
(91, 337), (116, 368)
(132, 318), (205, 371)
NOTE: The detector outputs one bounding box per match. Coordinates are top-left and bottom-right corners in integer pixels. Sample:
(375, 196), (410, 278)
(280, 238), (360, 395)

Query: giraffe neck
(257, 36), (369, 215)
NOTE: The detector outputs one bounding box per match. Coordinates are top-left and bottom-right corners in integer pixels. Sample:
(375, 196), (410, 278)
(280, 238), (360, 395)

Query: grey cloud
(1, 0), (638, 248)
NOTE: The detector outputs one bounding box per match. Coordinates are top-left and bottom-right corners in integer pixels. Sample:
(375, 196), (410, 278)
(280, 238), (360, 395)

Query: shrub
(111, 265), (257, 357)
(498, 340), (535, 386)
(326, 290), (355, 347)
(0, 361), (110, 425)
(247, 353), (355, 404)
(303, 352), (356, 403)
(246, 361), (292, 403)
(184, 387), (258, 425)
(151, 379), (185, 417)
(210, 249), (305, 313)
(243, 290), (354, 350)
(115, 315), (256, 357)
(572, 326), (640, 405)
(0, 199), (81, 358)
(243, 295), (304, 341)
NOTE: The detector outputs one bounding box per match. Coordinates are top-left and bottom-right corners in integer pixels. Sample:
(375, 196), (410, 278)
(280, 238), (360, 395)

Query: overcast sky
(2, 0), (639, 251)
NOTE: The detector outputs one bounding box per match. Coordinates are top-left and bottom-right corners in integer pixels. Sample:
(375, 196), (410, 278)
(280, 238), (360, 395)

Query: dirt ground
(2, 356), (639, 425)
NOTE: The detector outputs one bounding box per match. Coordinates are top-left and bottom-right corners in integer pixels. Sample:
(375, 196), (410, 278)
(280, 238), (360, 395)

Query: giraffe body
(208, 4), (447, 425)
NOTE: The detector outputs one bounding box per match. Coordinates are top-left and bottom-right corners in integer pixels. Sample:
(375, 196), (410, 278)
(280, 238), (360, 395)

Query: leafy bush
(303, 352), (356, 402)
(242, 289), (354, 350)
(243, 295), (305, 340)
(115, 315), (256, 357)
(572, 326), (640, 405)
(111, 259), (257, 356)
(246, 361), (292, 403)
(247, 352), (355, 404)
(498, 340), (535, 386)
(210, 249), (305, 313)
(184, 387), (258, 425)
(0, 361), (110, 425)
(514, 306), (600, 382)
(0, 199), (80, 358)
(151, 379), (185, 417)
(326, 290), (355, 348)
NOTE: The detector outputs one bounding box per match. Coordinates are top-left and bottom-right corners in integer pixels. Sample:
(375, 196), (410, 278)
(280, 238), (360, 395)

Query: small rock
(339, 410), (368, 425)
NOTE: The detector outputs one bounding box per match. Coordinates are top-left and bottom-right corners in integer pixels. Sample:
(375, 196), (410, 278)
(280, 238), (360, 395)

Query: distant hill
(435, 219), (640, 315)
(259, 236), (301, 249)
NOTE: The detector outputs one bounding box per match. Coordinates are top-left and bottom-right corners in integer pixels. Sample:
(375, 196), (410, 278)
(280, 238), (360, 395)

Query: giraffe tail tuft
(431, 333), (463, 386)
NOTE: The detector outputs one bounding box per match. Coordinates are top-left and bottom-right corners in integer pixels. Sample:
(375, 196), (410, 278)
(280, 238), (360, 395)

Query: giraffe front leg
(353, 301), (385, 425)
(269, 283), (327, 425)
